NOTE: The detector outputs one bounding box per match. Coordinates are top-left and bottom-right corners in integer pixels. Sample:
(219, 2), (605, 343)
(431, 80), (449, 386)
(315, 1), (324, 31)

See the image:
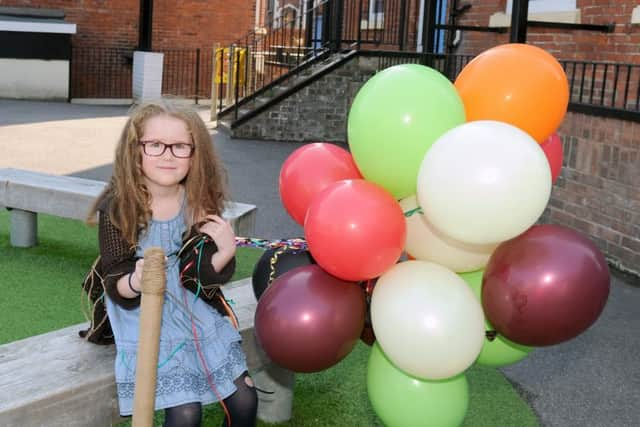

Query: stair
(216, 50), (357, 136)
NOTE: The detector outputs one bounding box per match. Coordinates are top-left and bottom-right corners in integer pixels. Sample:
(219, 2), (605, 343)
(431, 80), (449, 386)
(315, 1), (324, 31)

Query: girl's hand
(199, 215), (236, 257)
(131, 258), (145, 292)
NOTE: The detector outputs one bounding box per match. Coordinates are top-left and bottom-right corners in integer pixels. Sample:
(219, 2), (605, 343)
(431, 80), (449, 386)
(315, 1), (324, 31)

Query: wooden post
(132, 248), (166, 427)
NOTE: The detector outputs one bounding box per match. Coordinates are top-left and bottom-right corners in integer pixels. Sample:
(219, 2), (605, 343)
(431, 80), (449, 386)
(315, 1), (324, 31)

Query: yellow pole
(132, 248), (166, 427)
(210, 43), (220, 122)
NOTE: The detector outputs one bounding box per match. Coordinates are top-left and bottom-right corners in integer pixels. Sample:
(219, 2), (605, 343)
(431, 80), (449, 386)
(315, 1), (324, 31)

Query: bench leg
(242, 329), (295, 423)
(253, 361), (295, 423)
(9, 209), (37, 247)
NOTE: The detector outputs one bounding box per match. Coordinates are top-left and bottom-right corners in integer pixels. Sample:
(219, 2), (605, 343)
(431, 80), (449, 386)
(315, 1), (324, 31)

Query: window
(369, 0), (384, 26)
(491, 0), (580, 27)
(506, 0), (576, 15)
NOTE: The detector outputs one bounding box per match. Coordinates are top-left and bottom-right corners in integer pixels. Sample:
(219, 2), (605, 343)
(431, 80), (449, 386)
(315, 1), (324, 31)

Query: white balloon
(400, 195), (498, 272)
(417, 120), (551, 244)
(371, 260), (485, 380)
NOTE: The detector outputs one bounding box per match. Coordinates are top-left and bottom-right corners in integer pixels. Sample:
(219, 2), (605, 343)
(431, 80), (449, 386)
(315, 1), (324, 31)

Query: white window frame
(365, 0), (384, 29)
(506, 0), (576, 15)
(491, 0), (580, 27)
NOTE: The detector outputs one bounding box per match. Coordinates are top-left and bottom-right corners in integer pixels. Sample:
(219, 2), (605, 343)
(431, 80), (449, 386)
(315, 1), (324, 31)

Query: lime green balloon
(348, 64), (465, 199)
(367, 343), (469, 427)
(459, 270), (534, 367)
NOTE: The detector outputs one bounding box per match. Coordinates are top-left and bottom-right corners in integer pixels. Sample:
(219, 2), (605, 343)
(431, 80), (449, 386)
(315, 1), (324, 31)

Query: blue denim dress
(105, 203), (247, 416)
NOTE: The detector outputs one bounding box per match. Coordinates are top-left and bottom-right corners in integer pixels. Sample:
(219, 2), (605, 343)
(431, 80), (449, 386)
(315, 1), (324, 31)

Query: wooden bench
(0, 168), (257, 247)
(0, 278), (295, 426)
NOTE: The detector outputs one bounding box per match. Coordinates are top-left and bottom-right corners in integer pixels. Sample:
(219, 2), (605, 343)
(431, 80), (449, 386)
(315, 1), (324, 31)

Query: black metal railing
(159, 48), (213, 101)
(216, 0), (451, 114)
(71, 47), (213, 101)
(561, 60), (640, 119)
(215, 0), (333, 113)
(368, 51), (640, 121)
(70, 47), (133, 99)
(364, 50), (475, 81)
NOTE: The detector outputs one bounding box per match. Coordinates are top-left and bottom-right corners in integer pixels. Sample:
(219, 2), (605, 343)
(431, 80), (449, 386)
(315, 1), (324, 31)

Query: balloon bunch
(255, 43), (611, 426)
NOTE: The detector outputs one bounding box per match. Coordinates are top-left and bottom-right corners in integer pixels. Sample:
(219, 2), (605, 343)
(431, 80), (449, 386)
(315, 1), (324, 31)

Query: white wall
(0, 58), (70, 100)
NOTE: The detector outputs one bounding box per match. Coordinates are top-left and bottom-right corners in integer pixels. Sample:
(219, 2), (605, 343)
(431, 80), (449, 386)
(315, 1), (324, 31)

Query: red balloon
(540, 132), (563, 183)
(304, 179), (406, 281)
(279, 143), (362, 225)
(482, 224), (610, 346)
(254, 265), (366, 372)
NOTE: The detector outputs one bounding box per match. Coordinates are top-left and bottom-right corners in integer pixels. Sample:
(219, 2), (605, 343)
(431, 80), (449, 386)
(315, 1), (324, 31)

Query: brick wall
(544, 114), (640, 274)
(2, 1), (256, 98)
(456, 0), (640, 62)
(1, 0), (255, 48)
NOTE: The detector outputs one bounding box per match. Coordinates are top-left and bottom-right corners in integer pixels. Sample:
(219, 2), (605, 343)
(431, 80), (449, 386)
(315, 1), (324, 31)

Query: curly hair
(88, 100), (229, 245)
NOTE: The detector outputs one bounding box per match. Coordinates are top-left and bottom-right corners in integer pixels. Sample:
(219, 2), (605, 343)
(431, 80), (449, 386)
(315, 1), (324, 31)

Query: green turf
(0, 211), (539, 426)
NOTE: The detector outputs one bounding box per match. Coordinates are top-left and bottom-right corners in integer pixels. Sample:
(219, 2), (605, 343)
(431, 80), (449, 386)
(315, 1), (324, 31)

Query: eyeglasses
(139, 140), (195, 158)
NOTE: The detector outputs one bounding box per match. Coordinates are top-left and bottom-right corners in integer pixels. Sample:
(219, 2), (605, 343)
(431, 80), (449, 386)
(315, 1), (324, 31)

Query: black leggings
(163, 371), (258, 427)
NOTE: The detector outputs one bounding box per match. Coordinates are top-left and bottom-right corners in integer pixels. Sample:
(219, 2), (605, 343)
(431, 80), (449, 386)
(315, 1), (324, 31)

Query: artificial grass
(0, 211), (539, 426)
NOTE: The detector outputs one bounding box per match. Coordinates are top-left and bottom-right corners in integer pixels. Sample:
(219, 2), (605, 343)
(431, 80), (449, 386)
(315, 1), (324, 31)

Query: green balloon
(367, 343), (469, 427)
(347, 64), (465, 199)
(459, 270), (534, 367)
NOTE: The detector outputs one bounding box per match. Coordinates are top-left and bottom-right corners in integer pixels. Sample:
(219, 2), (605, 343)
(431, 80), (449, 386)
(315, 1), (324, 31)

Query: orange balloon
(454, 44), (569, 143)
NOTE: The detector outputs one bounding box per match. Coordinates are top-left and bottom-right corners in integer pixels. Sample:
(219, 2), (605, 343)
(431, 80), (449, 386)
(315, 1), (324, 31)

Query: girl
(88, 101), (257, 427)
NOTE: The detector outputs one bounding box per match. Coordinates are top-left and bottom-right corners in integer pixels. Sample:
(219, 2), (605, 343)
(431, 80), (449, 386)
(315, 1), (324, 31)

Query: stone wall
(232, 55), (379, 142)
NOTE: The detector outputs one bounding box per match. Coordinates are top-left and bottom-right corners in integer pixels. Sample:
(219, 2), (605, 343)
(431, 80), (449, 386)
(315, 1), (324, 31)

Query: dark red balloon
(540, 133), (563, 183)
(254, 265), (366, 372)
(279, 143), (362, 225)
(482, 224), (610, 347)
(360, 278), (377, 346)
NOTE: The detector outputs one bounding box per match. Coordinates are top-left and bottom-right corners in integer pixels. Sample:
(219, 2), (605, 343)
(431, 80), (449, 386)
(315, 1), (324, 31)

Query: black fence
(70, 47), (213, 101)
(368, 51), (640, 120)
(70, 47), (133, 99)
(160, 49), (213, 101)
(561, 60), (640, 120)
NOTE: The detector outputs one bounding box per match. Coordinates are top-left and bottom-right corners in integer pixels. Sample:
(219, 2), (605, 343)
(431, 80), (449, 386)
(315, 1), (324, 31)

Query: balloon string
(403, 207), (424, 217)
(235, 237), (307, 251)
(267, 248), (287, 287)
(485, 330), (498, 342)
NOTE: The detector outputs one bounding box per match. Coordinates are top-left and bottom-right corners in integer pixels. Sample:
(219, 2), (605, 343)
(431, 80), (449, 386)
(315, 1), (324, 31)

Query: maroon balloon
(254, 265), (366, 372)
(360, 278), (377, 346)
(482, 224), (610, 347)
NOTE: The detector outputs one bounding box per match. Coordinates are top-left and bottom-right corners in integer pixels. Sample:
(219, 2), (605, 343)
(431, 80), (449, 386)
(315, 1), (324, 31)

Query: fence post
(333, 0), (344, 51)
(357, 0), (364, 47)
(510, 0), (529, 43)
(195, 48), (201, 104)
(398, 0), (408, 51)
(421, 0), (438, 67)
(234, 45), (241, 121)
(226, 45), (235, 107)
(305, 0), (314, 52)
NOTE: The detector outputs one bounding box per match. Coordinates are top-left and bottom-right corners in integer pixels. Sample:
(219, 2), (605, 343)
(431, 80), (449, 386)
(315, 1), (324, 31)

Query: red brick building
(0, 0), (258, 99)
